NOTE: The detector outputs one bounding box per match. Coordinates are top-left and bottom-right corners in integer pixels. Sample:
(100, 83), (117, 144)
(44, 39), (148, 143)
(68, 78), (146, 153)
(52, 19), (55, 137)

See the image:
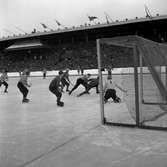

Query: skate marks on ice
(80, 126), (167, 166)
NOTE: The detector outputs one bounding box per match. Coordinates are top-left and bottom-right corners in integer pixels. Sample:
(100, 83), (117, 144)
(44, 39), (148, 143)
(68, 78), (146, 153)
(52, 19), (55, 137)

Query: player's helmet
(59, 70), (63, 75)
(23, 69), (30, 75)
(87, 73), (91, 77)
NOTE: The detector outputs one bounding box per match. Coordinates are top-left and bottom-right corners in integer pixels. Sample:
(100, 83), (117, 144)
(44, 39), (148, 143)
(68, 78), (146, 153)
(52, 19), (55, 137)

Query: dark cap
(59, 70), (63, 75)
(23, 69), (30, 75)
(87, 73), (91, 77)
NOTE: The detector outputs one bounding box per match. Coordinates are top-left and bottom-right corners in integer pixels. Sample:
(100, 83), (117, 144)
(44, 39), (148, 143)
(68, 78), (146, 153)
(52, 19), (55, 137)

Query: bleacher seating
(0, 41), (134, 72)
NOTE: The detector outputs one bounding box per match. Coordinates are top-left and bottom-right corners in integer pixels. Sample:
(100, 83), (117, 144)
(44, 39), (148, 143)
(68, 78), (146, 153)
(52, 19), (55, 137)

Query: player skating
(17, 69), (31, 103)
(61, 68), (70, 92)
(77, 76), (99, 97)
(69, 74), (91, 95)
(77, 66), (81, 75)
(107, 66), (113, 80)
(0, 69), (8, 93)
(49, 70), (64, 107)
(42, 68), (47, 79)
(104, 77), (127, 103)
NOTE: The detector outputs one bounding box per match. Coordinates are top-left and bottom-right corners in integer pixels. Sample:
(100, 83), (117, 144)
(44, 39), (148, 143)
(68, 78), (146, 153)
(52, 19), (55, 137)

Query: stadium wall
(3, 67), (165, 77)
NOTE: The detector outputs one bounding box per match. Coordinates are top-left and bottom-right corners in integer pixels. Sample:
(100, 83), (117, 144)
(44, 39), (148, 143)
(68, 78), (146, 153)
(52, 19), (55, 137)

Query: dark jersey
(88, 78), (99, 87)
(80, 75), (89, 83)
(49, 76), (61, 89)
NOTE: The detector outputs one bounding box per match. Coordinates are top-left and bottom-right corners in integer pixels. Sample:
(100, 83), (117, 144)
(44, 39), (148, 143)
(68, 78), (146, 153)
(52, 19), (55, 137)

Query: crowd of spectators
(0, 41), (133, 72)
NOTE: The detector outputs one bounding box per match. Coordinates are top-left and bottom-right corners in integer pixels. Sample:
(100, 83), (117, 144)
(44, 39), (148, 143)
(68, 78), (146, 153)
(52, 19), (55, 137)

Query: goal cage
(97, 35), (167, 130)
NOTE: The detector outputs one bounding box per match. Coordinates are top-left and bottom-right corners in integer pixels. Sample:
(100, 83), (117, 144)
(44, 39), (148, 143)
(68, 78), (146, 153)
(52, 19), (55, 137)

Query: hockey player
(42, 68), (47, 79)
(77, 76), (99, 97)
(17, 69), (31, 103)
(69, 74), (91, 95)
(61, 68), (70, 92)
(107, 66), (112, 80)
(104, 78), (127, 103)
(49, 70), (64, 107)
(0, 69), (8, 93)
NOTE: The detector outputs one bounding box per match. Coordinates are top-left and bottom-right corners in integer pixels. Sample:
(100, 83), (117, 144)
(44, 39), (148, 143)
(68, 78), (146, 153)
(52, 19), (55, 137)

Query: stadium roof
(5, 39), (44, 51)
(1, 14), (167, 42)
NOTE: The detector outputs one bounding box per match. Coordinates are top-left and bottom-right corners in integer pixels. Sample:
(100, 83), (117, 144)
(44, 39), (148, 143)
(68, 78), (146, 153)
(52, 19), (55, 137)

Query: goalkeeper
(103, 78), (127, 103)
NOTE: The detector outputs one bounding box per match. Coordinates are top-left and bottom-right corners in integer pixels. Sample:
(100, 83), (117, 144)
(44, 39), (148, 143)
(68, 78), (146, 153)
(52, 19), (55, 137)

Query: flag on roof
(88, 16), (98, 21)
(40, 23), (48, 29)
(32, 28), (36, 33)
(55, 20), (61, 26)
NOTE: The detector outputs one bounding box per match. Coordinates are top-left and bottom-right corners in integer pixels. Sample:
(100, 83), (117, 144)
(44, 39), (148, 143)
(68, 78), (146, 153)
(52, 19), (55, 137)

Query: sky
(0, 0), (167, 37)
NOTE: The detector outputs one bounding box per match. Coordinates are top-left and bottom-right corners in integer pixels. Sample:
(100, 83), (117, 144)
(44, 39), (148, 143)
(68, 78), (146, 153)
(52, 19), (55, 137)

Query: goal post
(96, 35), (167, 130)
(97, 39), (105, 124)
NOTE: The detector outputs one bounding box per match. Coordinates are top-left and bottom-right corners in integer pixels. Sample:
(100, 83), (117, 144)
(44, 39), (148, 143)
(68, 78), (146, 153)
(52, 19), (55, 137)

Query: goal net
(137, 37), (167, 123)
(97, 35), (167, 126)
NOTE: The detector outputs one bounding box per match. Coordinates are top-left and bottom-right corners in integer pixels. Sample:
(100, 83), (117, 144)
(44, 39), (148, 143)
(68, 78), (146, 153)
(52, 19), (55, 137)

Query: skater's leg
(49, 87), (64, 106)
(77, 83), (91, 97)
(17, 82), (29, 102)
(95, 84), (99, 93)
(63, 79), (70, 92)
(77, 91), (89, 97)
(69, 79), (81, 94)
(55, 91), (64, 106)
(3, 81), (8, 93)
(110, 89), (120, 102)
(66, 82), (70, 91)
(80, 82), (89, 93)
(61, 79), (66, 91)
(56, 91), (62, 103)
(104, 89), (113, 103)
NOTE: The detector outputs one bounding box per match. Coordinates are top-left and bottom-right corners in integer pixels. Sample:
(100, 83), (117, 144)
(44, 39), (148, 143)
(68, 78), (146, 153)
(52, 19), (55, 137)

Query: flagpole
(40, 23), (52, 31)
(3, 29), (14, 35)
(15, 26), (26, 34)
(54, 19), (65, 28)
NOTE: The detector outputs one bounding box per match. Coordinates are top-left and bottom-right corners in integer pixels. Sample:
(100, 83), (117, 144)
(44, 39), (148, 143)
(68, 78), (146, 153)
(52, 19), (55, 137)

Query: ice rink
(0, 75), (167, 167)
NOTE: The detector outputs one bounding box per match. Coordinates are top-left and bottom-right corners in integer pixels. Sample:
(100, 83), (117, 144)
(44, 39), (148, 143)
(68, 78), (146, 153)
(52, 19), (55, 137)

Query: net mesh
(100, 36), (167, 124)
(137, 38), (167, 123)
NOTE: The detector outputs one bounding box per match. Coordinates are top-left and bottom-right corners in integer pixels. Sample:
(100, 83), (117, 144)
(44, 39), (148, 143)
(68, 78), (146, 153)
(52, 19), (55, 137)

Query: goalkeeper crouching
(103, 77), (127, 103)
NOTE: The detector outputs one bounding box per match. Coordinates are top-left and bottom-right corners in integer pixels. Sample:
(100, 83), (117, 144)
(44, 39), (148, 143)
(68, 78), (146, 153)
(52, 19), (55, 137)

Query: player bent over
(77, 76), (99, 97)
(104, 78), (127, 103)
(0, 69), (8, 93)
(49, 71), (64, 107)
(17, 69), (31, 103)
(69, 74), (91, 95)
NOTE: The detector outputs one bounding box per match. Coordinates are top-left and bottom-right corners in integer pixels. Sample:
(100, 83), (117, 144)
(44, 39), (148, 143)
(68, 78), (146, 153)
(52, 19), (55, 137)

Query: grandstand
(0, 14), (167, 72)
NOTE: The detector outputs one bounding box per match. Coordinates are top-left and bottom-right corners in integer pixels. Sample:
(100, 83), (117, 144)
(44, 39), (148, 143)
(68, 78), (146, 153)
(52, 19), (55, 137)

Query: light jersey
(19, 74), (28, 86)
(0, 73), (8, 82)
(43, 69), (47, 73)
(104, 79), (117, 90)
